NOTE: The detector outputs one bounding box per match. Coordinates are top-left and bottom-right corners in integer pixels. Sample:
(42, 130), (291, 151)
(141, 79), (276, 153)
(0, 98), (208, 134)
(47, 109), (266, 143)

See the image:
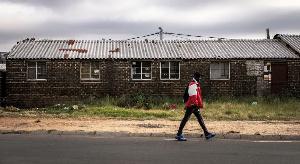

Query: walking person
(175, 72), (216, 141)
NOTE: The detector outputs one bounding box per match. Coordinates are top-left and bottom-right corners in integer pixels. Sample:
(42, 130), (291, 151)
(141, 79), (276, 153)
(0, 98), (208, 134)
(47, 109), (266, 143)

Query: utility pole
(158, 27), (163, 40)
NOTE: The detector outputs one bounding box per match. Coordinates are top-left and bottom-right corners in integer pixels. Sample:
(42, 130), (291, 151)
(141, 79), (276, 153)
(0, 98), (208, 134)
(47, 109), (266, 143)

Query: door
(271, 63), (287, 94)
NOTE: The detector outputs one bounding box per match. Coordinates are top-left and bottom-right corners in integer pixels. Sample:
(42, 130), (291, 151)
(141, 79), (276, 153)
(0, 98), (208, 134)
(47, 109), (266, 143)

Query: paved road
(0, 134), (299, 164)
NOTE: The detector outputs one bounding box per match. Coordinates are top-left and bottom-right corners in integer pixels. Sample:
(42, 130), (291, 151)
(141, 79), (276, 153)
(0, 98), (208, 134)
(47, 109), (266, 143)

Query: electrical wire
(124, 30), (227, 41)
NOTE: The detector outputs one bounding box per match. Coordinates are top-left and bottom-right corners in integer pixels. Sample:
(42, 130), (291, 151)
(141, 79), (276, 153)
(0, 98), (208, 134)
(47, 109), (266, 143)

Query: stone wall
(6, 59), (298, 108)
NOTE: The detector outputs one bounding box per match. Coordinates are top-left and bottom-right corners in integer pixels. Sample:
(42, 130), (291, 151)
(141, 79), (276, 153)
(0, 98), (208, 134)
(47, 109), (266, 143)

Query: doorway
(271, 63), (287, 94)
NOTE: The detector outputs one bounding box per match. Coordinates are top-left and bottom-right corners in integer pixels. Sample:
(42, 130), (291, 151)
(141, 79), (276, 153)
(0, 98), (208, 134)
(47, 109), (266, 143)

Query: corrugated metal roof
(276, 34), (300, 54)
(7, 39), (300, 59)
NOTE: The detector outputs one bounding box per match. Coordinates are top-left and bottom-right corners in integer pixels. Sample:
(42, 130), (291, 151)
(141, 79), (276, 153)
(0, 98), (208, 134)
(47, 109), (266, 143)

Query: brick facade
(6, 59), (300, 108)
(288, 61), (300, 88)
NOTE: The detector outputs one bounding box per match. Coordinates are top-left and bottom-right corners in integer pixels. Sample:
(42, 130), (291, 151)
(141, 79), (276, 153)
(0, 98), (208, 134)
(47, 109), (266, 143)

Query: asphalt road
(0, 134), (299, 164)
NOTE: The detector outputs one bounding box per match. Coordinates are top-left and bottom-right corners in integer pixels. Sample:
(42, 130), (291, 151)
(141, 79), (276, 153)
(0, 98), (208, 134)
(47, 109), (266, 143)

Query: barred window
(27, 62), (46, 80)
(161, 61), (180, 80)
(210, 61), (229, 80)
(131, 61), (151, 80)
(80, 61), (100, 80)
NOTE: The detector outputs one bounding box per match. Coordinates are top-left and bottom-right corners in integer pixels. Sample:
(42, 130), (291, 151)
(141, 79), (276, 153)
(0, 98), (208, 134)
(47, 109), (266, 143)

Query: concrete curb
(1, 130), (299, 140)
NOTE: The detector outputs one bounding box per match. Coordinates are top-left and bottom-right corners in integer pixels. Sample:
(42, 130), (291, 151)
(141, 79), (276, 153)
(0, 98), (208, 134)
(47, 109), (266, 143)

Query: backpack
(183, 85), (189, 103)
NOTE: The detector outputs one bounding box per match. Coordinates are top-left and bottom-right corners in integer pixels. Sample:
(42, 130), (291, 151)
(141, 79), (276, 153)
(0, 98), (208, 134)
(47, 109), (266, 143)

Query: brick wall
(6, 59), (299, 108)
(208, 60), (257, 97)
(6, 59), (108, 107)
(288, 61), (300, 89)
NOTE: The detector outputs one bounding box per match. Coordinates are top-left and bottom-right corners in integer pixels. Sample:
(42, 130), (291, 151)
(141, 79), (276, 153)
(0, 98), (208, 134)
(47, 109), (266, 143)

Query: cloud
(1, 0), (300, 51)
(1, 0), (80, 9)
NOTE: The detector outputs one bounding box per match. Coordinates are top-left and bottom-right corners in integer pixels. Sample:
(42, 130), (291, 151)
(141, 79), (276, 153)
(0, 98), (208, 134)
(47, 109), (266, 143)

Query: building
(0, 52), (7, 106)
(5, 35), (300, 108)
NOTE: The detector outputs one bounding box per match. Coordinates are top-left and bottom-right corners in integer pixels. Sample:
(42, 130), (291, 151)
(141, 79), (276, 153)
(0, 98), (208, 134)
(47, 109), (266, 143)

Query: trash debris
(16, 123), (28, 126)
(72, 105), (79, 110)
(170, 104), (176, 111)
(136, 123), (165, 128)
(5, 106), (14, 111)
(162, 102), (170, 110)
(251, 102), (258, 105)
(227, 131), (240, 134)
(5, 106), (20, 112)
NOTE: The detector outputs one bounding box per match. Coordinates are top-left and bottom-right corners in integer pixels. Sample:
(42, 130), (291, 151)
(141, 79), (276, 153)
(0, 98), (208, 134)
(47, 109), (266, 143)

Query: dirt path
(1, 117), (299, 136)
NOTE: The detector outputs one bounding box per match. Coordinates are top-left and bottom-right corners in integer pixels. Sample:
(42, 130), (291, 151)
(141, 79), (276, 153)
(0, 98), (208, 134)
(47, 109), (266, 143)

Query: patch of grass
(71, 106), (177, 120)
(1, 95), (299, 121)
(203, 96), (300, 121)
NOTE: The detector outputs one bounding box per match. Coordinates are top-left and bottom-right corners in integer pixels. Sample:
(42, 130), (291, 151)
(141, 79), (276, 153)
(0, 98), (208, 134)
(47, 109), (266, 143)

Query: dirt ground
(0, 117), (299, 136)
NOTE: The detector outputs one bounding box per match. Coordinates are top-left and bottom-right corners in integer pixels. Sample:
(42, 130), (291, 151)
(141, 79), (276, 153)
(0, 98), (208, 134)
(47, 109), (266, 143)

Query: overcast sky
(1, 0), (300, 51)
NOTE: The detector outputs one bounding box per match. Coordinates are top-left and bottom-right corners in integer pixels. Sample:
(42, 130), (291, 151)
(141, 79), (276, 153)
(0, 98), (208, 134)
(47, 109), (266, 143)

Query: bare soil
(1, 117), (299, 136)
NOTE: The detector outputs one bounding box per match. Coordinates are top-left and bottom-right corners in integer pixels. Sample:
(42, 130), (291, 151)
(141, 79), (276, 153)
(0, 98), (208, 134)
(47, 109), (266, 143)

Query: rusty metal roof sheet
(275, 34), (300, 54)
(7, 39), (299, 59)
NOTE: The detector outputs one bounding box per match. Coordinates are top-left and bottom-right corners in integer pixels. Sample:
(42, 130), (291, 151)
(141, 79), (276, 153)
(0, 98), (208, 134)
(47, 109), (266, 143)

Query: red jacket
(186, 79), (203, 108)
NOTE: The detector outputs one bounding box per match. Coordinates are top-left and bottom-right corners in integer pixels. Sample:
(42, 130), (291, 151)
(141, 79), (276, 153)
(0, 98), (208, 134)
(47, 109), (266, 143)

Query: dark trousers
(177, 106), (209, 136)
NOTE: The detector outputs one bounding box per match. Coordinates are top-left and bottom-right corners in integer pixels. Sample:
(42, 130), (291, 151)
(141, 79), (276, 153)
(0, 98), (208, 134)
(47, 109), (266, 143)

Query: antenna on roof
(158, 27), (163, 40)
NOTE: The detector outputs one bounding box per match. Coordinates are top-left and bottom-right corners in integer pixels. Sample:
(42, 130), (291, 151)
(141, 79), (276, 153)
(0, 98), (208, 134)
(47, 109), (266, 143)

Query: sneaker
(205, 133), (216, 140)
(175, 135), (187, 141)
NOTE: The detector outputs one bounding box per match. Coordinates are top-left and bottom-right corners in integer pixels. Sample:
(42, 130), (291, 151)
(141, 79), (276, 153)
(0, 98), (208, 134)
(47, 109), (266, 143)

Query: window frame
(27, 61), (47, 81)
(80, 61), (100, 81)
(160, 61), (180, 80)
(210, 61), (230, 80)
(131, 61), (152, 80)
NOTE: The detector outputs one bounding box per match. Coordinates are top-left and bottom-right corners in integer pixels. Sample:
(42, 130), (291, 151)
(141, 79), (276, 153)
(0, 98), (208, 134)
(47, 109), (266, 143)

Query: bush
(115, 95), (129, 108)
(283, 87), (300, 99)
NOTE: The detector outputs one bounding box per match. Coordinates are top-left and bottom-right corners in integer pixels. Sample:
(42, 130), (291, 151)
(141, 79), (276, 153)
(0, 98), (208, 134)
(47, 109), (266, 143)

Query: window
(161, 61), (180, 80)
(131, 61), (151, 80)
(81, 61), (100, 80)
(210, 61), (229, 80)
(27, 62), (46, 80)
